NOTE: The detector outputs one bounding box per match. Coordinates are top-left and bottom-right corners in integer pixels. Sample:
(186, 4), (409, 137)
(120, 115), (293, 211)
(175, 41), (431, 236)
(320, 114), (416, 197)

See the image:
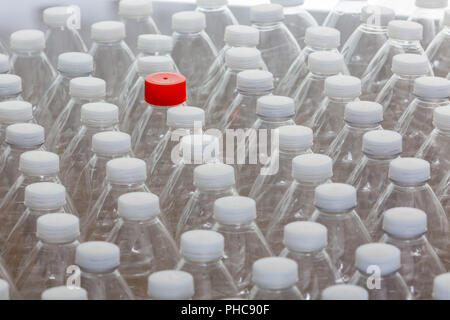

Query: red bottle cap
(145, 72), (186, 106)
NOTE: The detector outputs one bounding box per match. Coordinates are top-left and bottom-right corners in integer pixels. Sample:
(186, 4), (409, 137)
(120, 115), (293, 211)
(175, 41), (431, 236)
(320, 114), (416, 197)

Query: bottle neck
(384, 233), (427, 246)
(413, 96), (449, 106)
(196, 185), (235, 194)
(12, 50), (45, 57)
(328, 96), (359, 104)
(344, 121), (382, 130)
(364, 153), (400, 161)
(21, 172), (59, 181)
(360, 23), (388, 33)
(59, 71), (92, 79)
(27, 206), (65, 215)
(252, 21), (284, 30)
(197, 5), (228, 12)
(435, 127), (450, 136)
(238, 88), (273, 96)
(108, 181), (147, 190)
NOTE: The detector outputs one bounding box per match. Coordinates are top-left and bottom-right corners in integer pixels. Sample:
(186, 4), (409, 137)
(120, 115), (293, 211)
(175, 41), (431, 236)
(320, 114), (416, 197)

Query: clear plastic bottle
(0, 74), (22, 103)
(396, 76), (450, 156)
(41, 286), (87, 300)
(171, 11), (217, 107)
(426, 9), (450, 77)
(250, 4), (301, 87)
(266, 154), (333, 254)
(0, 54), (8, 74)
(327, 101), (383, 183)
(310, 183), (372, 282)
(118, 0), (160, 55)
(350, 243), (412, 300)
(376, 53), (433, 130)
(147, 270), (194, 300)
(310, 75), (361, 153)
(9, 29), (56, 106)
(249, 257), (303, 300)
(0, 266), (20, 300)
(380, 207), (446, 300)
(433, 273), (450, 300)
(16, 213), (80, 300)
(321, 284), (368, 300)
(76, 241), (135, 300)
(107, 192), (179, 299)
(46, 77), (106, 155)
(89, 21), (135, 105)
(176, 230), (239, 299)
(0, 100), (33, 145)
(280, 221), (341, 300)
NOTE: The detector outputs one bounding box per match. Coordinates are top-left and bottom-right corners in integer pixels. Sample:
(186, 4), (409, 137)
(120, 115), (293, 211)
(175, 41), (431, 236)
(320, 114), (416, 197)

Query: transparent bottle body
(80, 268), (135, 300)
(121, 16), (160, 55)
(45, 26), (88, 67)
(196, 6), (238, 50)
(426, 28), (450, 77)
(408, 7), (445, 50)
(249, 285), (303, 300)
(0, 255), (21, 299)
(282, 5), (318, 48)
(351, 270), (412, 300)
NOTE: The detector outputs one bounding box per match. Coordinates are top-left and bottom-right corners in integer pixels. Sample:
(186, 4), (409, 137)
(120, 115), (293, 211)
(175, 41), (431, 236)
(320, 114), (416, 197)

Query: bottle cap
(308, 51), (344, 75)
(355, 243), (401, 276)
(145, 72), (186, 106)
(345, 101), (383, 124)
(416, 0), (448, 9)
(250, 4), (284, 23)
(24, 182), (66, 210)
(37, 213), (80, 243)
(433, 106), (450, 131)
(92, 131), (131, 155)
(225, 47), (263, 70)
(0, 54), (9, 73)
(278, 125), (313, 151)
(362, 130), (402, 156)
(388, 20), (423, 41)
(391, 53), (430, 76)
(137, 34), (173, 54)
(180, 134), (220, 162)
(256, 95), (295, 118)
(5, 123), (44, 147)
(433, 273), (450, 300)
(0, 280), (8, 300)
(180, 230), (224, 262)
(0, 100), (32, 123)
(69, 77), (106, 99)
(91, 21), (126, 42)
(118, 192), (160, 221)
(197, 0), (228, 8)
(137, 56), (174, 76)
(41, 287), (87, 300)
(76, 241), (120, 272)
(314, 183), (356, 211)
(81, 102), (118, 127)
(272, 0), (305, 7)
(10, 29), (45, 52)
(237, 70), (274, 93)
(252, 257), (298, 289)
(413, 76), (450, 99)
(389, 157), (430, 184)
(119, 0), (153, 18)
(283, 221), (327, 252)
(106, 157), (147, 184)
(321, 284), (368, 300)
(224, 25), (259, 47)
(361, 6), (395, 26)
(57, 52), (93, 75)
(324, 75), (361, 98)
(148, 270), (195, 300)
(43, 6), (75, 28)
(172, 11), (206, 33)
(305, 26), (340, 49)
(292, 154), (333, 182)
(213, 196), (256, 224)
(167, 106), (205, 128)
(382, 207), (427, 239)
(194, 163), (235, 189)
(0, 74), (22, 96)
(19, 150), (59, 176)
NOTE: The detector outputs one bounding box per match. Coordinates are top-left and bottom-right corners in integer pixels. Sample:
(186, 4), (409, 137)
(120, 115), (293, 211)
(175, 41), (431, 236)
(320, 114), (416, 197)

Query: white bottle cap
(41, 286), (87, 300)
(0, 100), (33, 123)
(180, 134), (219, 160)
(324, 75), (361, 98)
(194, 163), (235, 189)
(444, 9), (450, 27)
(197, 0), (228, 8)
(278, 125), (313, 151)
(252, 257), (298, 289)
(272, 0), (305, 7)
(389, 157), (430, 184)
(167, 106), (205, 128)
(305, 26), (340, 49)
(119, 0), (153, 18)
(24, 182), (66, 210)
(43, 6), (75, 28)
(81, 102), (118, 127)
(172, 11), (206, 34)
(19, 150), (59, 176)
(345, 101), (383, 124)
(388, 20), (423, 41)
(91, 21), (126, 42)
(361, 6), (395, 27)
(0, 280), (9, 300)
(250, 4), (284, 23)
(413, 76), (450, 99)
(225, 47), (263, 70)
(10, 29), (45, 52)
(355, 243), (401, 276)
(76, 241), (120, 272)
(433, 106), (450, 131)
(362, 130), (402, 156)
(180, 230), (224, 262)
(382, 207), (427, 239)
(57, 52), (93, 75)
(433, 273), (450, 300)
(106, 157), (147, 184)
(137, 34), (173, 54)
(213, 196), (256, 224)
(391, 53), (430, 76)
(308, 51), (344, 75)
(0, 74), (22, 96)
(314, 183), (356, 212)
(416, 0), (448, 9)
(148, 270), (195, 299)
(0, 54), (9, 73)
(283, 221), (327, 252)
(69, 77), (106, 99)
(37, 213), (80, 243)
(137, 56), (174, 75)
(5, 123), (44, 147)
(292, 154), (333, 182)
(321, 284), (368, 300)
(256, 95), (295, 118)
(118, 192), (160, 221)
(224, 25), (259, 47)
(237, 70), (274, 93)
(92, 131), (131, 155)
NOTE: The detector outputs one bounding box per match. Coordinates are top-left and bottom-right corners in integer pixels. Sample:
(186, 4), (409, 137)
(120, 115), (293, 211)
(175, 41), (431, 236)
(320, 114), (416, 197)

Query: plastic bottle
(0, 74), (22, 102)
(41, 286), (88, 300)
(176, 230), (239, 299)
(321, 284), (368, 300)
(107, 192), (179, 299)
(327, 101), (383, 183)
(433, 273), (450, 300)
(0, 267), (19, 300)
(426, 9), (450, 77)
(0, 100), (33, 145)
(147, 270), (194, 300)
(266, 154), (333, 254)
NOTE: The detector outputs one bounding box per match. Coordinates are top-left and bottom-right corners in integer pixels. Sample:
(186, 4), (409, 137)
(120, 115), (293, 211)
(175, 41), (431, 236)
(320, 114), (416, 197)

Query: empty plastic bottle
(327, 101), (383, 183)
(380, 207), (446, 300)
(107, 192), (179, 299)
(147, 270), (194, 300)
(310, 183), (371, 282)
(321, 284), (368, 300)
(16, 213), (80, 300)
(41, 286), (87, 300)
(0, 101), (33, 145)
(266, 154), (333, 254)
(249, 257), (303, 300)
(0, 54), (9, 74)
(0, 74), (22, 102)
(350, 243), (412, 300)
(426, 9), (450, 77)
(176, 230), (239, 299)
(396, 76), (450, 156)
(76, 241), (135, 300)
(280, 221), (341, 300)
(433, 273), (450, 300)
(9, 29), (56, 106)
